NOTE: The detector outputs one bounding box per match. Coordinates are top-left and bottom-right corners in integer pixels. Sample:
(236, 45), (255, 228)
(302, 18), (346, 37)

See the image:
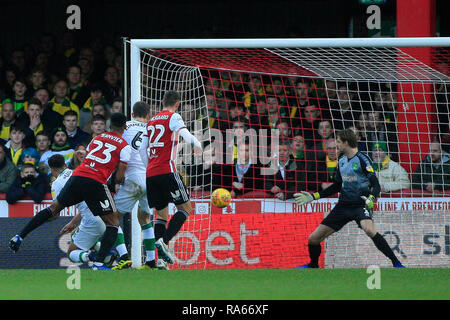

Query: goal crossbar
(130, 37), (450, 49)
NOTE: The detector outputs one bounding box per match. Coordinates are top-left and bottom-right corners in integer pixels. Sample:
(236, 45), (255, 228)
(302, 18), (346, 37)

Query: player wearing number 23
(9, 113), (131, 270)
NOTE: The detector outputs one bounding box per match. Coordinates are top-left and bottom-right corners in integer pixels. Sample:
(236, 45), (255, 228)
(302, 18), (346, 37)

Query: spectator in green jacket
(412, 141), (450, 192)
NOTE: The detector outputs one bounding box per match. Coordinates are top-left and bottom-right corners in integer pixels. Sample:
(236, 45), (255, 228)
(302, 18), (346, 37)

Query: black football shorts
(146, 172), (190, 211)
(56, 176), (116, 216)
(321, 202), (373, 232)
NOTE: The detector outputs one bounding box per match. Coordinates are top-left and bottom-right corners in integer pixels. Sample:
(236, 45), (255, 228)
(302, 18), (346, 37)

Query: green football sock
(142, 222), (155, 263)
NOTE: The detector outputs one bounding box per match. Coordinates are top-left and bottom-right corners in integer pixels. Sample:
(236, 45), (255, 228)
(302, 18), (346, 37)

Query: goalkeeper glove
(294, 191), (320, 206)
(361, 195), (376, 210)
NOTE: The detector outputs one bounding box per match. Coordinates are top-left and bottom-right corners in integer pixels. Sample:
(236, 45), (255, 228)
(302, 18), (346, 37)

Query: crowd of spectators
(184, 70), (450, 199)
(0, 34), (449, 205)
(0, 33), (123, 204)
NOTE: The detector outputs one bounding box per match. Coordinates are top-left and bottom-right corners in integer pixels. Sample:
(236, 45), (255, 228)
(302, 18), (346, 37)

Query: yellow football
(211, 188), (232, 208)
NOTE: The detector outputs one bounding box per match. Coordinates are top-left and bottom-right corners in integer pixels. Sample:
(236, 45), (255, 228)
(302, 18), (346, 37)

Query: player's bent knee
(176, 201), (192, 215)
(67, 242), (79, 256)
(50, 201), (64, 215)
(137, 209), (151, 225)
(360, 220), (377, 238)
(364, 228), (377, 238)
(308, 233), (321, 245)
(100, 212), (120, 227)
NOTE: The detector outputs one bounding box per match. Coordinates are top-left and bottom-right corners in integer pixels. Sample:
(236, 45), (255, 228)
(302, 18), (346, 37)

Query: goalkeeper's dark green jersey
(318, 151), (381, 206)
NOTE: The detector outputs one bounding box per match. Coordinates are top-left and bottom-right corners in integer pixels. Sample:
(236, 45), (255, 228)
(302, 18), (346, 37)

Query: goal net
(127, 38), (450, 269)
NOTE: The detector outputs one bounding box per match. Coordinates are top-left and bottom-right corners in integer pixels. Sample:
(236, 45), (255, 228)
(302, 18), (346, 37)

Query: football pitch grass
(0, 268), (448, 300)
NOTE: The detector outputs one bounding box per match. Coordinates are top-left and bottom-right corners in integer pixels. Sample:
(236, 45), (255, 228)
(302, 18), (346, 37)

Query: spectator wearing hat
(17, 146), (47, 177)
(0, 142), (19, 193)
(6, 162), (49, 204)
(364, 111), (399, 161)
(371, 141), (410, 193)
(38, 127), (74, 170)
(18, 147), (41, 168)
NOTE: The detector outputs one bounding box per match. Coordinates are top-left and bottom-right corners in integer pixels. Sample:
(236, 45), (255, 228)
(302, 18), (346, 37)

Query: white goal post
(127, 37), (450, 269)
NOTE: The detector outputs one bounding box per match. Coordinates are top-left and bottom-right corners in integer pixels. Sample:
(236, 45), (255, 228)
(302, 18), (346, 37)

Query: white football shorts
(72, 216), (106, 251)
(114, 175), (151, 215)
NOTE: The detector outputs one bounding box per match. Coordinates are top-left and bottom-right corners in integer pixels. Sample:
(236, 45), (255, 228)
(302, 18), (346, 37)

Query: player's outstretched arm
(294, 191), (319, 206)
(294, 181), (342, 206)
(178, 127), (202, 156)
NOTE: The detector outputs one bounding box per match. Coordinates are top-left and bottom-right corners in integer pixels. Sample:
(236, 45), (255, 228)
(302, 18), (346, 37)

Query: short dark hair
(337, 129), (358, 148)
(48, 154), (66, 170)
(28, 97), (42, 109)
(112, 97), (123, 104)
(54, 79), (68, 87)
(162, 90), (180, 108)
(36, 131), (49, 139)
(280, 138), (292, 149)
(64, 110), (78, 119)
(132, 101), (150, 118)
(91, 114), (106, 123)
(13, 78), (27, 87)
(90, 82), (103, 93)
(232, 116), (250, 131)
(10, 123), (26, 134)
(67, 64), (81, 74)
(30, 68), (46, 76)
(110, 112), (127, 129)
(34, 87), (49, 96)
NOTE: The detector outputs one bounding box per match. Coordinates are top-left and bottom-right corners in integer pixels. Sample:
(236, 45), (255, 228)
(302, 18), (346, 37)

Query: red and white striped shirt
(144, 110), (186, 177)
(73, 131), (131, 184)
